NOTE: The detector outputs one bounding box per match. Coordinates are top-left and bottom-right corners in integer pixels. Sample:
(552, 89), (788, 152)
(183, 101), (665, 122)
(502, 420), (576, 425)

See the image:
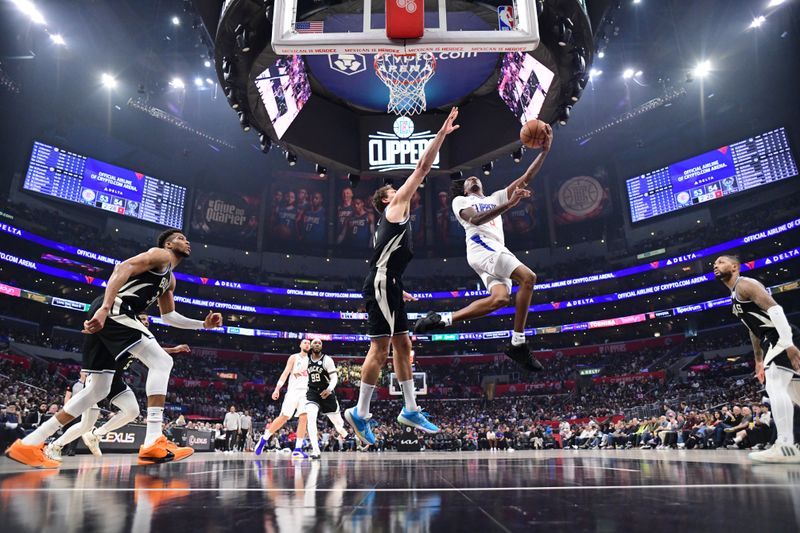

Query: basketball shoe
(397, 408), (440, 433)
(5, 440), (60, 469)
(345, 407), (377, 445)
(504, 343), (544, 372)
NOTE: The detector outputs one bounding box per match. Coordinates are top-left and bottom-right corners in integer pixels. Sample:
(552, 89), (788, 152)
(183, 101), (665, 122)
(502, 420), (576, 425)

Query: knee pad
(111, 389), (140, 420)
(129, 337), (173, 396)
(63, 373), (114, 417)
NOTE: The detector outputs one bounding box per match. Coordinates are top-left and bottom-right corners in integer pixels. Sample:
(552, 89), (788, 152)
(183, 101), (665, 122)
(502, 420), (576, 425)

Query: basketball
(520, 119), (548, 149)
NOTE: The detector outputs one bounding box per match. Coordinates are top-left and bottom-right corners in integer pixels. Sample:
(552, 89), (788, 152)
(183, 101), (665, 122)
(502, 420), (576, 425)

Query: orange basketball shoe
(4, 440), (60, 469)
(138, 435), (194, 465)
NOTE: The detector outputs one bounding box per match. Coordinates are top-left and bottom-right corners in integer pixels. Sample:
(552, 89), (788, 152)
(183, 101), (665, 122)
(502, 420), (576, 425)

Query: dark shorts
(764, 328), (800, 378)
(363, 269), (408, 338)
(307, 389), (340, 414)
(83, 296), (152, 373)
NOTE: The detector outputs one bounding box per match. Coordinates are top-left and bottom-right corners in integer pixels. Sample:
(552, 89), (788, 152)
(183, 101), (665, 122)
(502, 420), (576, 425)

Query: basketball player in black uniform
(5, 229), (222, 468)
(345, 107), (460, 445)
(713, 254), (800, 462)
(305, 339), (347, 459)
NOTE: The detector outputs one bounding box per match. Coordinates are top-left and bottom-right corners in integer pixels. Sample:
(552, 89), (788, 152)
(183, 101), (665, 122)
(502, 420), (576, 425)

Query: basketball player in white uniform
(414, 127), (552, 372)
(255, 339), (310, 458)
(714, 254), (800, 462)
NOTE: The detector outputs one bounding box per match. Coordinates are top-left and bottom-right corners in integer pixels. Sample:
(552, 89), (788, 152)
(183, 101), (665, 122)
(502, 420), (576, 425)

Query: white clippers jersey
(451, 189), (509, 255)
(287, 352), (309, 391)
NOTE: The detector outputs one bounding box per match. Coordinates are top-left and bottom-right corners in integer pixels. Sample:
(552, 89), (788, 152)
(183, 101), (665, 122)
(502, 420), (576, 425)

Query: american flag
(294, 21), (324, 34)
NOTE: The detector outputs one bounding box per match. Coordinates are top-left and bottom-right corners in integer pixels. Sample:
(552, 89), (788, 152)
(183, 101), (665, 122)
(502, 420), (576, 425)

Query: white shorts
(280, 388), (308, 418)
(467, 247), (523, 292)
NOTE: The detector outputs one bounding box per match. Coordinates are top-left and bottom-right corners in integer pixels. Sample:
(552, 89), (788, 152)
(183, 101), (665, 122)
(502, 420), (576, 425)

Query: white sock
(356, 383), (376, 418)
(766, 365), (795, 445)
(94, 412), (133, 437)
(262, 429), (272, 441)
(512, 331), (526, 346)
(144, 407), (164, 447)
(440, 312), (453, 327)
(307, 406), (321, 453)
(22, 416), (63, 446)
(399, 379), (418, 412)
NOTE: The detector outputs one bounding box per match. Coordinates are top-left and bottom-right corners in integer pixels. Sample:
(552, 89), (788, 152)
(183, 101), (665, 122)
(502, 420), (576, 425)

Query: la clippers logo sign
(367, 117), (438, 172)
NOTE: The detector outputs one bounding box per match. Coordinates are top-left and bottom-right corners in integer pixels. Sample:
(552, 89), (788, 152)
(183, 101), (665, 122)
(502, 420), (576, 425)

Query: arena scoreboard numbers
(22, 141), (186, 228)
(626, 127), (797, 223)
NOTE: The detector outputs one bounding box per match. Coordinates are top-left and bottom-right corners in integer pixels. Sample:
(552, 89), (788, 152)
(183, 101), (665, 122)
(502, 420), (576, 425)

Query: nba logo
(497, 6), (515, 31)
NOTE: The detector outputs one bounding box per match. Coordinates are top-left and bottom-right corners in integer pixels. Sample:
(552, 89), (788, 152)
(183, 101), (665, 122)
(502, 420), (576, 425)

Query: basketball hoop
(374, 53), (436, 116)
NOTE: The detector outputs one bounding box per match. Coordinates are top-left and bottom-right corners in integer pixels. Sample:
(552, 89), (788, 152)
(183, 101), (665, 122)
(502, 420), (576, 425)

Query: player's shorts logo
(328, 54), (367, 76)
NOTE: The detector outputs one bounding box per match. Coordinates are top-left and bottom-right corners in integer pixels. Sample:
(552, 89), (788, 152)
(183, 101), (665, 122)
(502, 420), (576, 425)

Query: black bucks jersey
(732, 276), (798, 370)
(363, 211), (414, 338)
(306, 354), (339, 414)
(83, 266), (172, 373)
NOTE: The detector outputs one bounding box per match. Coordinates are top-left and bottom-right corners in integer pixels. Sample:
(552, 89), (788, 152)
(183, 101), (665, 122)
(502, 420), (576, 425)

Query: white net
(374, 53), (437, 116)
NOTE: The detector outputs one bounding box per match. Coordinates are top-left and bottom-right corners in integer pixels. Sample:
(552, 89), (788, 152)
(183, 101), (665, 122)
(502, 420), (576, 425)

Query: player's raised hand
(402, 291), (418, 302)
(508, 187), (532, 207)
(440, 107), (460, 135)
(82, 307), (109, 334)
(203, 311), (223, 329)
(542, 124), (553, 152)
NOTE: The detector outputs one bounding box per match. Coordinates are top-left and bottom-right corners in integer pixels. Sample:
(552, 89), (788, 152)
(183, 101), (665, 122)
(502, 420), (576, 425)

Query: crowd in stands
(5, 318), (796, 455)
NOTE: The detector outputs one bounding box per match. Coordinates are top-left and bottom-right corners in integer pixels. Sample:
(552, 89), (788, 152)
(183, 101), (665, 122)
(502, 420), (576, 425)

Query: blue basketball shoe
(345, 407), (377, 445)
(397, 407), (440, 433)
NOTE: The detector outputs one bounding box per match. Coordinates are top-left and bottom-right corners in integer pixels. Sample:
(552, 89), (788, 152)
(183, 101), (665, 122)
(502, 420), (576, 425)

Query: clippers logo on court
(328, 54), (367, 76)
(396, 0), (417, 13)
(367, 117), (439, 172)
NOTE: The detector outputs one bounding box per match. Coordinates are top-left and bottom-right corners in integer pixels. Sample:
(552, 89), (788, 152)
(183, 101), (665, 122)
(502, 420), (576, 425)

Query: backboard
(272, 0), (540, 55)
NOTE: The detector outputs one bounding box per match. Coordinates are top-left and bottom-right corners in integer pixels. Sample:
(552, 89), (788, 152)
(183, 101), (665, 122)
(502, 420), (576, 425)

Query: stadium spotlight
(348, 174), (361, 188)
(169, 77), (185, 89)
(49, 34), (66, 46)
(511, 148), (523, 163)
(258, 134), (271, 153)
(171, 16), (181, 26)
(238, 111), (250, 132)
(692, 60), (712, 78)
(205, 78), (214, 85)
(482, 162), (493, 175)
(633, 0), (641, 4)
(11, 0), (46, 25)
(589, 68), (602, 79)
(286, 152), (297, 166)
(749, 16), (766, 28)
(204, 60), (212, 68)
(635, 70), (643, 78)
(193, 77), (204, 87)
(768, 0), (785, 7)
(597, 50), (605, 58)
(316, 164), (327, 177)
(100, 73), (117, 89)
(449, 171), (463, 181)
(622, 68), (635, 79)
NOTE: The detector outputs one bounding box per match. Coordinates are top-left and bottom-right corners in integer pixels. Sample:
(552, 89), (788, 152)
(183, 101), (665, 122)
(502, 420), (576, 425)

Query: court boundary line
(1, 483), (796, 493)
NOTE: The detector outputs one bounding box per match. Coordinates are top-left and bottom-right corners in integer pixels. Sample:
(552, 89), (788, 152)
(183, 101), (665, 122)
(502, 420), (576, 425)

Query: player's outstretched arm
(389, 107), (459, 213)
(164, 344), (191, 355)
(458, 187), (532, 226)
(158, 277), (223, 329)
(82, 248), (171, 334)
(506, 124), (552, 197)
